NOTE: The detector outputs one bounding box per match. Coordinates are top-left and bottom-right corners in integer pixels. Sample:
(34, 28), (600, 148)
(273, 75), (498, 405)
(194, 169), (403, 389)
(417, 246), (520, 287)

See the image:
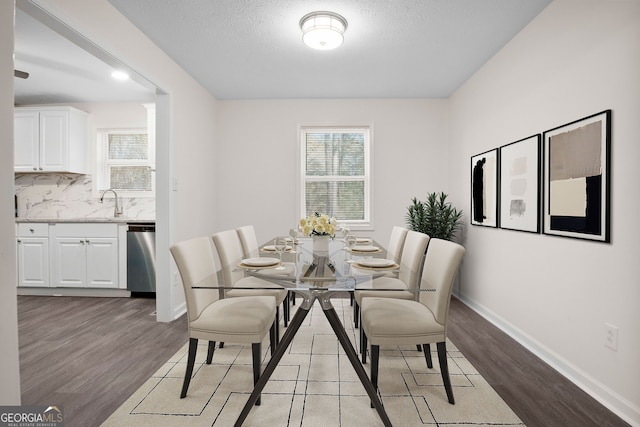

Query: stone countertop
(16, 218), (155, 224)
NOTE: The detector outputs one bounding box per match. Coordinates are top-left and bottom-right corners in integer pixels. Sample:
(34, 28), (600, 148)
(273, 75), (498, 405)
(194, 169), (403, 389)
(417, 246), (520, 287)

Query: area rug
(102, 298), (524, 426)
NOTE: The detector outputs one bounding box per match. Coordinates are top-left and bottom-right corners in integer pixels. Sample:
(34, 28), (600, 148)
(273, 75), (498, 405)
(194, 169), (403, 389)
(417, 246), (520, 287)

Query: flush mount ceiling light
(299, 11), (348, 50)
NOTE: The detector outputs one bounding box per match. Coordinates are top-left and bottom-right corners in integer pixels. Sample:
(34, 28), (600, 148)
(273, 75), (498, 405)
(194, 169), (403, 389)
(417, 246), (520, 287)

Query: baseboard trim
(173, 301), (186, 321)
(18, 287), (131, 298)
(453, 291), (640, 427)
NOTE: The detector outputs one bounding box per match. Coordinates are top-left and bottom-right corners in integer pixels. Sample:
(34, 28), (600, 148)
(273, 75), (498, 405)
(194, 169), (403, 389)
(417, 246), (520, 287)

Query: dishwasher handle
(127, 224), (155, 232)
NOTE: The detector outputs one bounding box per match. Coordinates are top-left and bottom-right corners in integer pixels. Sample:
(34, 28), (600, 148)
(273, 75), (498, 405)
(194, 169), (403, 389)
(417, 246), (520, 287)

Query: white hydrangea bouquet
(299, 212), (337, 238)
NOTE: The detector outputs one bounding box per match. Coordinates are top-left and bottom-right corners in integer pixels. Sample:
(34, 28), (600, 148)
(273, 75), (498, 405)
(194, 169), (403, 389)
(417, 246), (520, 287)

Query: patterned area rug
(102, 298), (524, 426)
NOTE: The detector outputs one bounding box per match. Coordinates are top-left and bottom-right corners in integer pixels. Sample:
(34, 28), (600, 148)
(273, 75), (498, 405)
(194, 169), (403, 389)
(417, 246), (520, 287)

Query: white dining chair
(386, 225), (409, 263)
(212, 229), (290, 337)
(349, 226), (408, 308)
(360, 238), (465, 405)
(354, 230), (430, 326)
(237, 225), (260, 258)
(237, 224), (296, 317)
(170, 236), (277, 402)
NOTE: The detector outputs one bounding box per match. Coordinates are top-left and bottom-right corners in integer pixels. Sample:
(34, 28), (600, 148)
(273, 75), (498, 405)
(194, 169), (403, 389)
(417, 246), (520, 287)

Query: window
(300, 127), (372, 228)
(96, 129), (155, 196)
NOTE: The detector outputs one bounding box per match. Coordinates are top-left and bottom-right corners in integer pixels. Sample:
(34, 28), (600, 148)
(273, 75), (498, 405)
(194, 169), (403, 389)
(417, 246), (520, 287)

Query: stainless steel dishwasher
(127, 223), (156, 294)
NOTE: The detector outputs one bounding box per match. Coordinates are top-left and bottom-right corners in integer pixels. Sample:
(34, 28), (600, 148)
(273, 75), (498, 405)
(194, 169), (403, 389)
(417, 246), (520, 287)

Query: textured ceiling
(108, 0), (552, 99)
(14, 0), (552, 104)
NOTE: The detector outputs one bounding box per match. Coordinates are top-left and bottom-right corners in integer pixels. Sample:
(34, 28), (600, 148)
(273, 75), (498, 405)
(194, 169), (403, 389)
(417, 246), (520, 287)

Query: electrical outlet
(604, 323), (618, 351)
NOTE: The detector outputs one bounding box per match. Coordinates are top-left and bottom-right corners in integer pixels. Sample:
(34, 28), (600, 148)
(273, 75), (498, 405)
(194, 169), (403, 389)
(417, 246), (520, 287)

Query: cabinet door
(17, 237), (49, 287)
(14, 111), (40, 172)
(39, 110), (69, 172)
(86, 238), (119, 288)
(51, 237), (87, 288)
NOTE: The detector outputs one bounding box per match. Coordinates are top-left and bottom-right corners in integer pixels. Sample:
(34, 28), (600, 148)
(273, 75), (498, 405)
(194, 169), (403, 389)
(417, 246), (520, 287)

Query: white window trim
(298, 125), (374, 231)
(95, 128), (156, 198)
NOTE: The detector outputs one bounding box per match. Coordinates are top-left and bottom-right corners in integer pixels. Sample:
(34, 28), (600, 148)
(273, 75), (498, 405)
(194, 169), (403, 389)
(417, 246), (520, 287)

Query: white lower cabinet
(50, 223), (119, 289)
(17, 223), (50, 287)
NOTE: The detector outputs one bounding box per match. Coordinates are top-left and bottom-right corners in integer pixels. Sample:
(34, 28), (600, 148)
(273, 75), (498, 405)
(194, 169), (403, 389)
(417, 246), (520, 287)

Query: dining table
(196, 235), (427, 427)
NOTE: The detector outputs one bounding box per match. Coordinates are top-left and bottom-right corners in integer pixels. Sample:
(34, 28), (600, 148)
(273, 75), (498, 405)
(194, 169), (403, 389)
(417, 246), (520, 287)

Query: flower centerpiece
(299, 212), (337, 256)
(299, 212), (337, 238)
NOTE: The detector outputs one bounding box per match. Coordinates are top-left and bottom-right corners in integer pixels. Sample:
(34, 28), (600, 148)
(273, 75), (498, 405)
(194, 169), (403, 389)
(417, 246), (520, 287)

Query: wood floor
(17, 295), (628, 427)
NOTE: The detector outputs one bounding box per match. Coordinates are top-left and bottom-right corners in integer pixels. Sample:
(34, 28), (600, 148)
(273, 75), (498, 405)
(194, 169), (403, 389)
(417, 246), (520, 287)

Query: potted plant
(405, 192), (463, 242)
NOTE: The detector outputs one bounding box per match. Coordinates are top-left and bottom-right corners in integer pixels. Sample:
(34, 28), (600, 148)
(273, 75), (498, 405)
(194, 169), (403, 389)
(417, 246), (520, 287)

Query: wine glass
(273, 236), (287, 270)
(345, 234), (358, 263)
(341, 227), (350, 241)
(289, 228), (301, 255)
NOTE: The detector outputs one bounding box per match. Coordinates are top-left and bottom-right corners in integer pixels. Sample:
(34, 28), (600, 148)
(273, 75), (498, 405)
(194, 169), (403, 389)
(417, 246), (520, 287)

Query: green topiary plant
(405, 192), (463, 242)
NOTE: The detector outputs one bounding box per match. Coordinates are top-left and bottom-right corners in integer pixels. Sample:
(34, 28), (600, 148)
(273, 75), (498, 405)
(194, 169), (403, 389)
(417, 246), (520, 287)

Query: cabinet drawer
(17, 223), (49, 237)
(53, 223), (118, 238)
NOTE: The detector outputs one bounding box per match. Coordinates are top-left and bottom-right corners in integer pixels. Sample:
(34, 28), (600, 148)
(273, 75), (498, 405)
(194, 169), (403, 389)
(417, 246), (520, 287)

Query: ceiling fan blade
(14, 70), (29, 79)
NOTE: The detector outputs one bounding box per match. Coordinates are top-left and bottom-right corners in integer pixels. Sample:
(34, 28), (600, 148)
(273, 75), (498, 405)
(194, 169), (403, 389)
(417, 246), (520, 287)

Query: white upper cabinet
(14, 106), (89, 173)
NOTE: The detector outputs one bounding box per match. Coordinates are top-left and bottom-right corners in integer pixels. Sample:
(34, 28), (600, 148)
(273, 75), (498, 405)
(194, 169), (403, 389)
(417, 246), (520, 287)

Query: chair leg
(252, 342), (262, 406)
(283, 295), (289, 327)
(290, 290), (296, 305)
(275, 306), (281, 345)
(422, 344), (432, 368)
(361, 330), (368, 364)
(359, 317), (365, 355)
(349, 290), (354, 306)
(180, 338), (198, 398)
(206, 341), (216, 364)
(269, 321), (277, 357)
(437, 341), (455, 404)
(370, 344), (380, 408)
(354, 301), (359, 328)
(416, 344), (422, 352)
(219, 342), (224, 348)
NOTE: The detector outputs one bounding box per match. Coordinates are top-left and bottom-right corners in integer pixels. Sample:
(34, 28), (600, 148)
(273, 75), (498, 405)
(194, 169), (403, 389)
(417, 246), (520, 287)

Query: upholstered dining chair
(237, 224), (296, 314)
(170, 236), (277, 402)
(353, 229), (430, 328)
(349, 226), (408, 308)
(360, 238), (465, 405)
(386, 225), (409, 263)
(212, 229), (290, 337)
(237, 225), (260, 258)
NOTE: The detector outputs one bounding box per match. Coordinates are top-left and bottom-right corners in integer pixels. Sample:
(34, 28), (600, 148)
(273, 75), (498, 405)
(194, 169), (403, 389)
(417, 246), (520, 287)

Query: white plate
(261, 245), (292, 252)
(241, 257), (280, 267)
(356, 237), (372, 243)
(356, 258), (395, 268)
(351, 245), (379, 252)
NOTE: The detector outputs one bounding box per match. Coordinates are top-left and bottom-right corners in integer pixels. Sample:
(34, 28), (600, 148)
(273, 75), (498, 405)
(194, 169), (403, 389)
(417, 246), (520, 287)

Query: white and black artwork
(542, 110), (611, 242)
(471, 149), (498, 228)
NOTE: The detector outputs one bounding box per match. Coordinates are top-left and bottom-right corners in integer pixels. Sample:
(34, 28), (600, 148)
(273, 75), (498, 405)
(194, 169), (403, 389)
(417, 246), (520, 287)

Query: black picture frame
(542, 110), (611, 242)
(499, 134), (541, 233)
(471, 148), (499, 228)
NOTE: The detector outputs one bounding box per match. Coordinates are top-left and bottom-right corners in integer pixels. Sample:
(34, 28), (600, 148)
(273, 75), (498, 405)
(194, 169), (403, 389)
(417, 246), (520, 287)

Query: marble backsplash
(15, 173), (155, 220)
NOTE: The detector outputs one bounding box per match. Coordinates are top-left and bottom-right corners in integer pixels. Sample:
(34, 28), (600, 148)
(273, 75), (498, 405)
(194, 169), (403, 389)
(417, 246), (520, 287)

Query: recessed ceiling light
(111, 70), (129, 81)
(299, 11), (348, 50)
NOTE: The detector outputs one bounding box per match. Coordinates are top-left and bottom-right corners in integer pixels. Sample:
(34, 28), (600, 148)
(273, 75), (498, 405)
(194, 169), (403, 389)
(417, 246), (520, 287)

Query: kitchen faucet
(100, 189), (123, 217)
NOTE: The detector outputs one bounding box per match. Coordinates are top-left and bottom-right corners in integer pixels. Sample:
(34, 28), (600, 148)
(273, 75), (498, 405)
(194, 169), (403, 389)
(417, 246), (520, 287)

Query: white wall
(22, 0), (219, 321)
(215, 98), (450, 245)
(449, 1), (640, 424)
(0, 0), (22, 405)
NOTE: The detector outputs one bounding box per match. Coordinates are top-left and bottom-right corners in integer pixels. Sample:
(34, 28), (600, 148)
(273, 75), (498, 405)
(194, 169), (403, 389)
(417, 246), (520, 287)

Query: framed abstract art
(542, 110), (611, 242)
(471, 148), (499, 228)
(499, 134), (541, 233)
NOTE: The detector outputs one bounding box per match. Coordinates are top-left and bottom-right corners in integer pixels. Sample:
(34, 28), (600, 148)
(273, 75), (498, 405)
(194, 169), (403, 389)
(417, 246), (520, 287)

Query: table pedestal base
(234, 290), (392, 427)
